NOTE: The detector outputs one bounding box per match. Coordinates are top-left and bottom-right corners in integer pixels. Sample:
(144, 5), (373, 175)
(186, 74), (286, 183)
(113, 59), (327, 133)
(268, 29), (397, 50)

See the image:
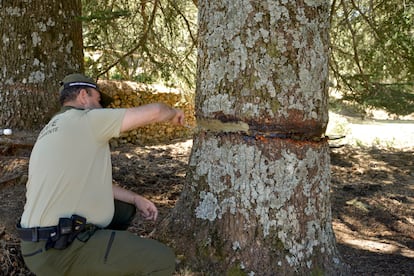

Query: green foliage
(330, 0), (414, 116)
(81, 0), (197, 89)
(341, 80), (414, 115)
(80, 1), (413, 115)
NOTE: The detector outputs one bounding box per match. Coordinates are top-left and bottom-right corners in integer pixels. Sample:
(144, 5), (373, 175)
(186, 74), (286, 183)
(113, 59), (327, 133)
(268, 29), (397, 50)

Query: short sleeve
(86, 108), (127, 142)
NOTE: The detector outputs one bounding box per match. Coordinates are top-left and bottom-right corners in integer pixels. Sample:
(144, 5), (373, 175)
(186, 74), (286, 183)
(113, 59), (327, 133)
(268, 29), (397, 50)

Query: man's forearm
(120, 103), (182, 132)
(112, 184), (159, 221)
(112, 184), (137, 204)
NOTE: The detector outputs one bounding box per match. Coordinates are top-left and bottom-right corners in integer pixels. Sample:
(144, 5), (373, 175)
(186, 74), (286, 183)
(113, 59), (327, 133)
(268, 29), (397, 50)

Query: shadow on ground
(1, 133), (413, 275)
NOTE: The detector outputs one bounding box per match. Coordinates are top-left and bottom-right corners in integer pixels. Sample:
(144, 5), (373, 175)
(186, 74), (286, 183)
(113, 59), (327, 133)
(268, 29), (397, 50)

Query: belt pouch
(47, 218), (72, 250)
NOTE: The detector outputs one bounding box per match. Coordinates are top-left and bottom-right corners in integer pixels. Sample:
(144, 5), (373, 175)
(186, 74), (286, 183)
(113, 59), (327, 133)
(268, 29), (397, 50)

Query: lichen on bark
(165, 0), (349, 274)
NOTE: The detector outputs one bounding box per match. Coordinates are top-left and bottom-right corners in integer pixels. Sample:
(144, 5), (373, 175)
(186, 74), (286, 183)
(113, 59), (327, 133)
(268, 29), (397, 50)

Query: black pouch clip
(46, 215), (87, 250)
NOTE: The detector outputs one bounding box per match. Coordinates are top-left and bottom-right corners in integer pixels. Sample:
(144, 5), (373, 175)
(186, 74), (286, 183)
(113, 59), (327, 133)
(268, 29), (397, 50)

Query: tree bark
(0, 0), (83, 130)
(162, 0), (350, 275)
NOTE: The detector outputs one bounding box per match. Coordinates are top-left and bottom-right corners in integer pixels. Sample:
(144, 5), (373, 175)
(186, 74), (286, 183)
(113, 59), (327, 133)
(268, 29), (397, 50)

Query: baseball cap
(59, 73), (113, 107)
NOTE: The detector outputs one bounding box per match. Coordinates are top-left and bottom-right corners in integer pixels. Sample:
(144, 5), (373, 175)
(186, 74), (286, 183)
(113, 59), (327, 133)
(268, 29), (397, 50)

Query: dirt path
(327, 113), (414, 149)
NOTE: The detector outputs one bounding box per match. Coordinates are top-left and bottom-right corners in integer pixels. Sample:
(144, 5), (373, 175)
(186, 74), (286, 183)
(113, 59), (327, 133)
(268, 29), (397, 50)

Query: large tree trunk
(163, 1), (350, 275)
(0, 0), (83, 130)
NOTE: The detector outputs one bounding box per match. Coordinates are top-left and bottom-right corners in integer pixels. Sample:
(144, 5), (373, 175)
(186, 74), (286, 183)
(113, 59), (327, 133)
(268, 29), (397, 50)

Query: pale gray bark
(0, 0), (83, 130)
(164, 0), (350, 274)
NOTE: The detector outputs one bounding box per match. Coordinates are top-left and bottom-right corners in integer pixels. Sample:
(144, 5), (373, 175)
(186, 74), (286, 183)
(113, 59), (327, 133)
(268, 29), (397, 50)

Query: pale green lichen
(202, 94), (235, 115)
(5, 7), (23, 16)
(37, 22), (47, 32)
(65, 40), (74, 54)
(28, 70), (45, 83)
(2, 34), (9, 45)
(31, 32), (41, 46)
(195, 191), (219, 221)
(232, 241), (241, 251)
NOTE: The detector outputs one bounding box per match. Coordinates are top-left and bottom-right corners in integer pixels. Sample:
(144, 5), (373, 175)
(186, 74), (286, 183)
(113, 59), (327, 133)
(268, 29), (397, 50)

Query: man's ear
(78, 89), (89, 104)
(79, 88), (89, 96)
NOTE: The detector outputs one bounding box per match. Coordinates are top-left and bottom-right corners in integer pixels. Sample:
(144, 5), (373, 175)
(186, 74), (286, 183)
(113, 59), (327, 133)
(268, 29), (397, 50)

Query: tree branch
(97, 0), (159, 79)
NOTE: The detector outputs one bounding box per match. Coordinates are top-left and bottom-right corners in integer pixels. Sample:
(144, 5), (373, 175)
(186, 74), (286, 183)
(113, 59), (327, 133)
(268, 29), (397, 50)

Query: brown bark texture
(163, 0), (350, 275)
(0, 0), (83, 130)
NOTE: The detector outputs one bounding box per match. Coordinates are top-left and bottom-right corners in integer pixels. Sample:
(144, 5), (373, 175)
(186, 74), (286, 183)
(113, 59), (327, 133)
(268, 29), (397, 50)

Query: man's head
(59, 73), (113, 108)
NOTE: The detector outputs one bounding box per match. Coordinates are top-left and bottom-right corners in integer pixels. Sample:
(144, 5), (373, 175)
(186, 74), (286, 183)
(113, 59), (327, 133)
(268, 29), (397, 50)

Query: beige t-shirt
(20, 107), (126, 228)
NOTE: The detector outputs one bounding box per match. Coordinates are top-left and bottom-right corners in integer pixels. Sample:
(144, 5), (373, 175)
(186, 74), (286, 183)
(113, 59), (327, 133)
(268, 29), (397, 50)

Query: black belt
(17, 224), (58, 242)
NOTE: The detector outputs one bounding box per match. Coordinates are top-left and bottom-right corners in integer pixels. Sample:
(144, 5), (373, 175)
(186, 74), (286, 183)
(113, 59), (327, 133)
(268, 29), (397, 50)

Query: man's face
(84, 88), (102, 109)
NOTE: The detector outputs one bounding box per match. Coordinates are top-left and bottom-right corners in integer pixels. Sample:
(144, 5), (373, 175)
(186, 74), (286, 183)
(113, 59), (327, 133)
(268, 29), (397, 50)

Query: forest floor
(0, 114), (413, 275)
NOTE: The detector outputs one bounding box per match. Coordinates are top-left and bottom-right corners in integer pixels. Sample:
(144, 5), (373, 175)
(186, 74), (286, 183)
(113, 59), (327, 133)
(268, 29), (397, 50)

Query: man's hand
(171, 108), (185, 126)
(121, 103), (186, 132)
(133, 194), (158, 221)
(112, 184), (158, 221)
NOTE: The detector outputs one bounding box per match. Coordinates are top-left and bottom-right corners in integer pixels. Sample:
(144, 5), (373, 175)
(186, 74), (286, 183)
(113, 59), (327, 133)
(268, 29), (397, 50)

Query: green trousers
(20, 201), (175, 276)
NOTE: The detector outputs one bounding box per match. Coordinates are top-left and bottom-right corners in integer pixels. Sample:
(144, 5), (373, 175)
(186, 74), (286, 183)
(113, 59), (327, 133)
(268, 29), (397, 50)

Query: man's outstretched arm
(120, 103), (185, 132)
